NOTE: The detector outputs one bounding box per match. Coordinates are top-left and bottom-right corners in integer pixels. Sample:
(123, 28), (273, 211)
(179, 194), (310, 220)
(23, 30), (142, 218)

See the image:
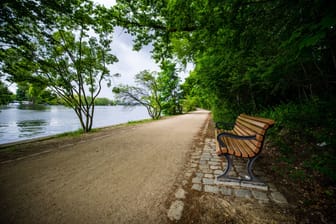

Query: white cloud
(101, 27), (160, 98)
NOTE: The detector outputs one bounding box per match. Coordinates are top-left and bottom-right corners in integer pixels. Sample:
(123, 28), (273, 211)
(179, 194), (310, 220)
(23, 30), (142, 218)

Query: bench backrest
(233, 114), (275, 156)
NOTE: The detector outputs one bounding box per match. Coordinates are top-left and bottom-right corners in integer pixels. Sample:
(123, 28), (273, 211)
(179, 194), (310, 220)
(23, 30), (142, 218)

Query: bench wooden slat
(236, 119), (267, 136)
(238, 116), (270, 130)
(240, 114), (275, 126)
(233, 125), (264, 144)
(233, 123), (255, 136)
(226, 136), (243, 157)
(233, 139), (252, 158)
(222, 135), (235, 155)
(237, 138), (259, 156)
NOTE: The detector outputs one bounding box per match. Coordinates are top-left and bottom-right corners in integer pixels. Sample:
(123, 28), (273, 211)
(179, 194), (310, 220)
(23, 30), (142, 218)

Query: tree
(15, 82), (30, 102)
(94, 97), (114, 106)
(28, 82), (46, 105)
(113, 70), (162, 120)
(1, 1), (118, 132)
(0, 81), (13, 105)
(157, 60), (183, 115)
(181, 71), (211, 112)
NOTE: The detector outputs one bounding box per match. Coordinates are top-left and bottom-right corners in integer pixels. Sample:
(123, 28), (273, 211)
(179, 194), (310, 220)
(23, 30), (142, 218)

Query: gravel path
(0, 110), (210, 224)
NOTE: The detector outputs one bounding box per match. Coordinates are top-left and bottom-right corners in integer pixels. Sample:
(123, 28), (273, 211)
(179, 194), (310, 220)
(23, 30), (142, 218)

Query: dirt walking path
(0, 110), (210, 224)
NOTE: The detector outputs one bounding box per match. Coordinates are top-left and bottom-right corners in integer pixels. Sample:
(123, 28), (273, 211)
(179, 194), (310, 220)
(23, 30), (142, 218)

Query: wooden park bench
(215, 114), (275, 181)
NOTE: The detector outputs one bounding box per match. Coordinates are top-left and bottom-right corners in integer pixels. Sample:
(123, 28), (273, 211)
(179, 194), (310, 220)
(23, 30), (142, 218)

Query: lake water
(0, 105), (150, 145)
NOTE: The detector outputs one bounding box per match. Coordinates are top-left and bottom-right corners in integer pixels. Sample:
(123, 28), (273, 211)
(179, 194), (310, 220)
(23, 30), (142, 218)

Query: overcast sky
(94, 0), (193, 98)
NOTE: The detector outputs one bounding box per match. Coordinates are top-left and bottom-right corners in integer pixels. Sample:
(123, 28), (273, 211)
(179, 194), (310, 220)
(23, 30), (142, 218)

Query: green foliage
(260, 98), (336, 182)
(157, 60), (183, 115)
(0, 0), (80, 51)
(113, 70), (162, 120)
(16, 82), (30, 102)
(56, 129), (85, 138)
(94, 97), (115, 106)
(0, 81), (13, 105)
(181, 95), (197, 112)
(114, 61), (185, 118)
(180, 71), (212, 112)
(14, 82), (60, 105)
(303, 153), (336, 182)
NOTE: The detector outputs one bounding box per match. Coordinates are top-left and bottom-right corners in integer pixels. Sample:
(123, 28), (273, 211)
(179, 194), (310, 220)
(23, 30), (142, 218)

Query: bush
(260, 98), (336, 182)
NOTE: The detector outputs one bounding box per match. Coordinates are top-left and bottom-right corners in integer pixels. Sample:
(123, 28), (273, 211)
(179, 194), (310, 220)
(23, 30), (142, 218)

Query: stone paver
(252, 190), (269, 202)
(191, 184), (202, 191)
(192, 177), (202, 184)
(234, 189), (252, 199)
(204, 185), (219, 194)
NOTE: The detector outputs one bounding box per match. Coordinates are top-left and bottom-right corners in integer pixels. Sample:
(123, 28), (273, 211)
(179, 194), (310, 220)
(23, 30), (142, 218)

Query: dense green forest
(1, 0), (335, 222)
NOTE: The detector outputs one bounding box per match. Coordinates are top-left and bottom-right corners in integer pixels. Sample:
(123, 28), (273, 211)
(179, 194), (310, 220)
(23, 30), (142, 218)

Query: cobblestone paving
(187, 138), (288, 204)
(168, 137), (289, 221)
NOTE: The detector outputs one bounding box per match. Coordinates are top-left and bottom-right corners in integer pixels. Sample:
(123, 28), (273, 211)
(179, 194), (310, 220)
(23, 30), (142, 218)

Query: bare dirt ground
(0, 110), (210, 224)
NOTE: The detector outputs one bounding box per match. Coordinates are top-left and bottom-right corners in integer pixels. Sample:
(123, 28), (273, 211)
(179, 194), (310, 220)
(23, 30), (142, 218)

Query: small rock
(271, 192), (288, 204)
(175, 188), (186, 199)
(167, 200), (184, 221)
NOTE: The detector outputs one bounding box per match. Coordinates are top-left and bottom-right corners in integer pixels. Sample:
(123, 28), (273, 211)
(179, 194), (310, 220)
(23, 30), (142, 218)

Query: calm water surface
(0, 105), (150, 145)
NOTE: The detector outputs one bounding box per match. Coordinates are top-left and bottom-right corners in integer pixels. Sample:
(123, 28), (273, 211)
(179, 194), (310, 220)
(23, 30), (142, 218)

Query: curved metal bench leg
(217, 154), (232, 179)
(246, 155), (260, 181)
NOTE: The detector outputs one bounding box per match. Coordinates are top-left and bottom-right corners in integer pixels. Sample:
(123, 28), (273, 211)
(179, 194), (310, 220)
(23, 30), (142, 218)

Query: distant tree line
(0, 81), (117, 106)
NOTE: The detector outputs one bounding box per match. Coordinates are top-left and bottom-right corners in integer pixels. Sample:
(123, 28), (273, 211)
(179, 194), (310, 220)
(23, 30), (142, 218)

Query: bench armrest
(215, 122), (235, 130)
(216, 132), (256, 147)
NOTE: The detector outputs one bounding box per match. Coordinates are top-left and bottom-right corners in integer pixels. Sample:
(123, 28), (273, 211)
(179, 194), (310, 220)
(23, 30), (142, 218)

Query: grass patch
(127, 118), (153, 125)
(56, 129), (85, 138)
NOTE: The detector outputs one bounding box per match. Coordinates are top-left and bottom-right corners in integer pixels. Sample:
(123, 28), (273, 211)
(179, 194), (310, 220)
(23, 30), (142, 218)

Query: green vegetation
(127, 119), (153, 125)
(55, 129), (85, 138)
(0, 81), (14, 105)
(113, 70), (163, 119)
(113, 60), (183, 119)
(261, 99), (336, 182)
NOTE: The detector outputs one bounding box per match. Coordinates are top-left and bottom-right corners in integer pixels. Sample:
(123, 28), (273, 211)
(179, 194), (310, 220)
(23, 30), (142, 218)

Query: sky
(91, 0), (193, 98)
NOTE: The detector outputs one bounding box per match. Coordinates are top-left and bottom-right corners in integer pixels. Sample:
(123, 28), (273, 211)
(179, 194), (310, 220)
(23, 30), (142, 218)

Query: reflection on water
(17, 104), (51, 111)
(17, 120), (48, 138)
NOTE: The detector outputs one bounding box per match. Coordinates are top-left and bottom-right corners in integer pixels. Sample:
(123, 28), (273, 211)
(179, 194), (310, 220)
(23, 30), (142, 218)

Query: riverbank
(0, 118), (153, 163)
